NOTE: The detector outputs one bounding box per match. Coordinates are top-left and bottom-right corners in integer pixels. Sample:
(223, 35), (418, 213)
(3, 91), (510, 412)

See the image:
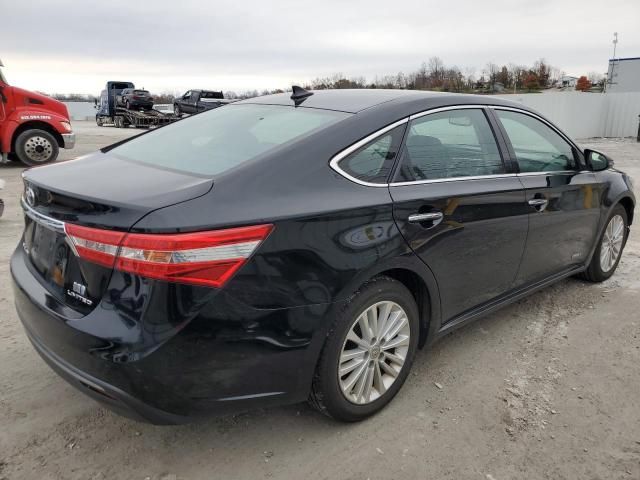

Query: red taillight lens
(64, 224), (273, 288)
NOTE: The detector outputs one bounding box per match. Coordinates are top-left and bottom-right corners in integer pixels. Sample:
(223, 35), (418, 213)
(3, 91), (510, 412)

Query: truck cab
(0, 59), (75, 166)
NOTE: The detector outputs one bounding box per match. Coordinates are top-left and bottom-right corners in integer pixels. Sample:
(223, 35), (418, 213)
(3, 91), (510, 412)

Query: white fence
(497, 92), (640, 138)
(64, 92), (640, 139)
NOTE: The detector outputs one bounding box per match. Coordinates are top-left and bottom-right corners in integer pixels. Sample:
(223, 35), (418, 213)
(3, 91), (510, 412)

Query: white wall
(65, 93), (640, 139)
(607, 58), (640, 93)
(63, 101), (96, 121)
(497, 92), (640, 138)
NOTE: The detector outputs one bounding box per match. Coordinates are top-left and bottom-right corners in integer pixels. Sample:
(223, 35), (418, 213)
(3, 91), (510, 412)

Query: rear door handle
(408, 212), (444, 225)
(528, 198), (548, 212)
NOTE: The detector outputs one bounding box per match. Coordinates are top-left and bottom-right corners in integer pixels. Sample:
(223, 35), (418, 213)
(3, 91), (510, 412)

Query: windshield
(110, 104), (350, 176)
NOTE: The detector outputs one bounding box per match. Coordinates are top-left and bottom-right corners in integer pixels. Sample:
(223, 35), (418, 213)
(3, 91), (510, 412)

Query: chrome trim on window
(328, 103), (585, 189)
(21, 197), (66, 233)
(516, 170), (578, 176)
(390, 173), (519, 187)
(329, 118), (409, 188)
(408, 104), (487, 121)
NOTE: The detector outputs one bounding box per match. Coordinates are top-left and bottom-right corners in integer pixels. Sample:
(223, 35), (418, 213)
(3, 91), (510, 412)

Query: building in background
(606, 57), (640, 92)
(561, 75), (578, 88)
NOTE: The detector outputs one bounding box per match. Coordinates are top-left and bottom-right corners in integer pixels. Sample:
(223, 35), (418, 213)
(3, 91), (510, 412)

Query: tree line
(45, 57), (605, 102)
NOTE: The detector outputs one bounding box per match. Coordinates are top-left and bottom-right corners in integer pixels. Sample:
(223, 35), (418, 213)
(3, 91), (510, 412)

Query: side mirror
(94, 98), (98, 108)
(585, 149), (611, 172)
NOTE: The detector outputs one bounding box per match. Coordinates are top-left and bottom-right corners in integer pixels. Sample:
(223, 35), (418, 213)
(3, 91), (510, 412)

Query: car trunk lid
(21, 151), (213, 314)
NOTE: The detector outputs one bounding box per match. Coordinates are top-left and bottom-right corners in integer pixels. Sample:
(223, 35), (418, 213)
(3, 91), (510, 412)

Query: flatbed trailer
(100, 107), (180, 128)
(95, 81), (180, 128)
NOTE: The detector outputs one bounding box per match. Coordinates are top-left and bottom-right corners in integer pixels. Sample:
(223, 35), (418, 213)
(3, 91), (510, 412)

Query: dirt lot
(0, 123), (638, 480)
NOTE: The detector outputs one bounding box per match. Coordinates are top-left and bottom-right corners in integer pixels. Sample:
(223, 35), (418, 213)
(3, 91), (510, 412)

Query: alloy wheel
(24, 135), (54, 163)
(338, 301), (411, 405)
(600, 214), (625, 273)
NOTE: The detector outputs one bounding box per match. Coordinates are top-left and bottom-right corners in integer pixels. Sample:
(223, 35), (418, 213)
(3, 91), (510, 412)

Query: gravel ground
(0, 123), (638, 480)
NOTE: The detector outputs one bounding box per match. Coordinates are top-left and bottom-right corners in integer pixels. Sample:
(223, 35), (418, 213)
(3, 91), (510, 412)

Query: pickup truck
(173, 90), (233, 116)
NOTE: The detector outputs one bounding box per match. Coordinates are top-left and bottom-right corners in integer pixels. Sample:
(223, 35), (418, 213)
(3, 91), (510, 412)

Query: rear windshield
(201, 91), (224, 99)
(110, 104), (350, 176)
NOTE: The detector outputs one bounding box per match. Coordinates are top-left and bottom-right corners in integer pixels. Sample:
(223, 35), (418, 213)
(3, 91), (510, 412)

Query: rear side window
(110, 104), (350, 176)
(336, 125), (406, 184)
(494, 110), (577, 172)
(396, 109), (503, 182)
(201, 91), (224, 99)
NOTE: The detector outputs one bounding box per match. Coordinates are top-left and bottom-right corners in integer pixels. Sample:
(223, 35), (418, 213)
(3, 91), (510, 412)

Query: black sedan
(116, 88), (154, 110)
(11, 88), (635, 424)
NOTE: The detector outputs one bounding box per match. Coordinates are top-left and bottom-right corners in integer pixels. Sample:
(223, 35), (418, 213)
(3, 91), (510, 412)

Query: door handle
(528, 198), (548, 212)
(408, 212), (444, 225)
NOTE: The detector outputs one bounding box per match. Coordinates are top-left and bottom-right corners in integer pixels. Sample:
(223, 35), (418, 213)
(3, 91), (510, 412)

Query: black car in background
(116, 88), (154, 110)
(11, 88), (635, 424)
(173, 89), (233, 116)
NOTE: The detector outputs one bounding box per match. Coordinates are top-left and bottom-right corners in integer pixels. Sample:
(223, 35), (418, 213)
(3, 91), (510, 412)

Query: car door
(491, 108), (603, 285)
(389, 106), (528, 322)
(180, 91), (192, 113)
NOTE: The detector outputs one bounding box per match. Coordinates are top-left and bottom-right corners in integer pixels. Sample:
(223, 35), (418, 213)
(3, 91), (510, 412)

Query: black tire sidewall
(15, 129), (59, 166)
(590, 205), (628, 281)
(314, 278), (419, 421)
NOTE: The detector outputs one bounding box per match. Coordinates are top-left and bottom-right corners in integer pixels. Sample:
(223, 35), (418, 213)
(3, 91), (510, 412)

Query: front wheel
(14, 129), (59, 166)
(310, 276), (419, 421)
(581, 204), (629, 282)
(174, 104), (181, 117)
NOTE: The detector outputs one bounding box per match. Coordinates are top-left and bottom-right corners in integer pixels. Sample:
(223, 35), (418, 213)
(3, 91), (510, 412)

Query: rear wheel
(14, 129), (59, 166)
(310, 276), (419, 421)
(581, 204), (628, 282)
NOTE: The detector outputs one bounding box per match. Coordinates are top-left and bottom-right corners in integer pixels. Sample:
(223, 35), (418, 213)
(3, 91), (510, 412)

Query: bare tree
(484, 62), (499, 90)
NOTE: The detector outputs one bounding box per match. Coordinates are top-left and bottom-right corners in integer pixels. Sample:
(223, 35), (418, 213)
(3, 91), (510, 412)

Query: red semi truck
(0, 59), (75, 166)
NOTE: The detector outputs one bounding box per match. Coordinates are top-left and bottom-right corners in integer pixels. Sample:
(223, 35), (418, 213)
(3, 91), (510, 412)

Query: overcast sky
(2, 0), (639, 95)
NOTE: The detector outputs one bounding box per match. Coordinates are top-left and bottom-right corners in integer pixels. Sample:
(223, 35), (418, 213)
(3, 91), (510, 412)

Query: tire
(125, 100), (131, 110)
(310, 276), (420, 422)
(174, 104), (181, 117)
(96, 116), (104, 127)
(14, 129), (59, 166)
(581, 204), (628, 282)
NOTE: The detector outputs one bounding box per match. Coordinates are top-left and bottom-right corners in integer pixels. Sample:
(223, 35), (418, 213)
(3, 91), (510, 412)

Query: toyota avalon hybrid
(11, 88), (635, 424)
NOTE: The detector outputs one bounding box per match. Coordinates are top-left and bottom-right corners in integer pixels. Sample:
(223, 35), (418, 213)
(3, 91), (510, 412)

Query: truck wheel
(174, 105), (181, 117)
(15, 129), (59, 166)
(96, 116), (104, 127)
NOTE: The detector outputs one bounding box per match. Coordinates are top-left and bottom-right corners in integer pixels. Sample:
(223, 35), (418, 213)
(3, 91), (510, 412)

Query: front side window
(110, 104), (349, 176)
(495, 110), (577, 173)
(396, 109), (503, 182)
(336, 125), (406, 184)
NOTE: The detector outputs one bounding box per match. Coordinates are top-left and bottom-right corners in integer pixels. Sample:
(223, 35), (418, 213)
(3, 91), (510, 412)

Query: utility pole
(605, 32), (618, 93)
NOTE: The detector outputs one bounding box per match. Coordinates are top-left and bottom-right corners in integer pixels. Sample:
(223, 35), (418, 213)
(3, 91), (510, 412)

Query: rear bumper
(129, 101), (153, 109)
(61, 132), (75, 149)
(11, 245), (327, 423)
(25, 326), (187, 424)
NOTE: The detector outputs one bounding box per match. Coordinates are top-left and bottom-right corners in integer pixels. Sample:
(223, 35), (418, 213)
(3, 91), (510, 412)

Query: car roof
(238, 88), (526, 114)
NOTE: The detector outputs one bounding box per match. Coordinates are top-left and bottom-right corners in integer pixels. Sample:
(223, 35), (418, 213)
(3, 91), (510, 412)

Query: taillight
(64, 224), (273, 288)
